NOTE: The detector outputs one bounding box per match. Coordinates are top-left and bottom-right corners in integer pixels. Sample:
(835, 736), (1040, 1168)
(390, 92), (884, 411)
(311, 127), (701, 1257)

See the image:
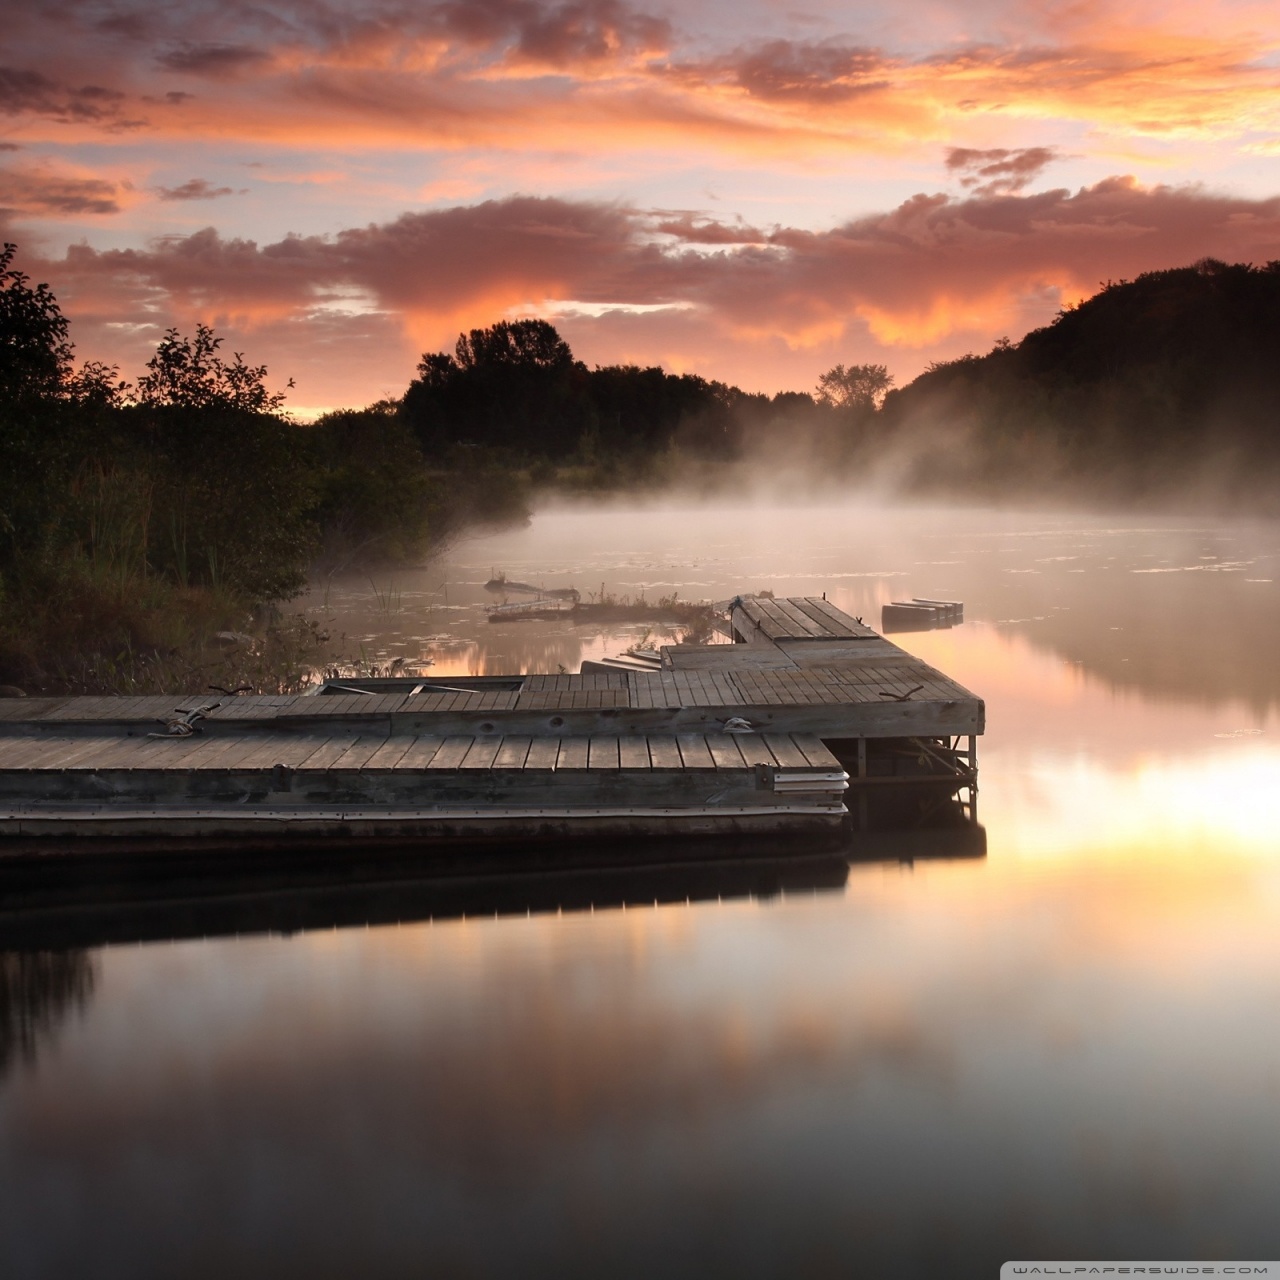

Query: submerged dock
(0, 596), (982, 853)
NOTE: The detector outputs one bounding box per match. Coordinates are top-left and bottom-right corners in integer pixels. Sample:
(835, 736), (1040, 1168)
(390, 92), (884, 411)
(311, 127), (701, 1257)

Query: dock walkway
(0, 596), (981, 850)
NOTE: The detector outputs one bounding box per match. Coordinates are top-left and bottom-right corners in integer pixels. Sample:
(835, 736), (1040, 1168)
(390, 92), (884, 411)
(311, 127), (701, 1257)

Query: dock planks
(0, 596), (978, 849)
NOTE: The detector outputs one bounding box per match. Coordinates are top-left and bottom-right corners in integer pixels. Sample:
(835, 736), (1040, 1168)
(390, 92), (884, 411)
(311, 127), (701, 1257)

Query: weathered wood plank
(676, 734), (716, 769)
(228, 733), (313, 771)
(290, 735), (357, 770)
(706, 672), (743, 706)
(800, 596), (876, 638)
(646, 736), (683, 769)
(41, 696), (129, 721)
(287, 694), (364, 718)
(4, 734), (117, 770)
(362, 736), (415, 770)
(556, 738), (589, 770)
(662, 644), (790, 671)
(426, 737), (475, 769)
(492, 736), (532, 770)
(0, 734), (66, 768)
(732, 735), (777, 768)
(461, 738), (502, 769)
(753, 597), (803, 640)
(0, 698), (71, 722)
(321, 735), (388, 770)
(206, 695), (297, 721)
(130, 730), (239, 770)
(394, 735), (445, 769)
(524, 738), (560, 770)
(475, 691), (519, 712)
(763, 734), (811, 769)
(772, 599), (826, 638)
(704, 733), (746, 769)
(787, 598), (842, 637)
(618, 736), (651, 769)
(588, 737), (620, 770)
(792, 733), (840, 769)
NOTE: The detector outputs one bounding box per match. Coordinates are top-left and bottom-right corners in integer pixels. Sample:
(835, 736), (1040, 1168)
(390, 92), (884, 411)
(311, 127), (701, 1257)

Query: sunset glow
(4, 0), (1280, 412)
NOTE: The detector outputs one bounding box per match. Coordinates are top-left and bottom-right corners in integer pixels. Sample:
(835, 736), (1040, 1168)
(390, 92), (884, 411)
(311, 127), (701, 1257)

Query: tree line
(401, 317), (889, 473)
(877, 258), (1280, 507)
(0, 242), (885, 689)
(0, 245), (442, 689)
(8, 239), (1276, 690)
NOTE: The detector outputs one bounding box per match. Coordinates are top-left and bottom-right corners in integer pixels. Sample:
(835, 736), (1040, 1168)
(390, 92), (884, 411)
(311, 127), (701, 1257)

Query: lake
(3, 499), (1279, 1278)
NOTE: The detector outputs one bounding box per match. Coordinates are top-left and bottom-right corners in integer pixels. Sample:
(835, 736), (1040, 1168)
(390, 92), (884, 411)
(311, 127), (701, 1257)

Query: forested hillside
(879, 259), (1280, 505)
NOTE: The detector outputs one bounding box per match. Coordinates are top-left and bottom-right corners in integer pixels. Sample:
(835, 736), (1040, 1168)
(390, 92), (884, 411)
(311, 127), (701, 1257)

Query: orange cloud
(0, 160), (123, 216)
(1, 1), (1277, 160)
(22, 177), (1280, 405)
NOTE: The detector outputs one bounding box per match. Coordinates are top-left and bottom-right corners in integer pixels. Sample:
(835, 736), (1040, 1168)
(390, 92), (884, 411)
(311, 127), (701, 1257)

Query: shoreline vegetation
(5, 245), (1280, 694)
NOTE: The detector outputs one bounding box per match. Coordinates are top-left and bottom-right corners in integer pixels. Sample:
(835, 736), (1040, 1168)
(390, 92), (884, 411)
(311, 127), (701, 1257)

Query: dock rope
(147, 699), (221, 738)
(878, 685), (923, 702)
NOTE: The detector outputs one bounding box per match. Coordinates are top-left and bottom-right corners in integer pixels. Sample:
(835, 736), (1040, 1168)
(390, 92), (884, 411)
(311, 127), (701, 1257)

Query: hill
(878, 259), (1280, 508)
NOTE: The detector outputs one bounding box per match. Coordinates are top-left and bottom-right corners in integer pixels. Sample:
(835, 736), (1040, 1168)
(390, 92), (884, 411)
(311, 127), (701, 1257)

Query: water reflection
(0, 951), (95, 1079)
(0, 825), (984, 952)
(4, 502), (1280, 1278)
(309, 502), (1280, 713)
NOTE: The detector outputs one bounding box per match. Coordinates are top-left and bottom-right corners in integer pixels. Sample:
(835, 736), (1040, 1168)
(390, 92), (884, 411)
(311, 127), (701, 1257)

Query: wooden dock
(0, 596), (982, 853)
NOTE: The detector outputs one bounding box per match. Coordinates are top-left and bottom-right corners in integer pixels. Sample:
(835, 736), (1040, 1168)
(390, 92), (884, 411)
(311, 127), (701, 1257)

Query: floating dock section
(881, 598), (964, 633)
(0, 596), (982, 854)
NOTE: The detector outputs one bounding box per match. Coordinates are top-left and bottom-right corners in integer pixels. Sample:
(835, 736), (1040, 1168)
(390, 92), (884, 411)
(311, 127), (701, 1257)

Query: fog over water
(3, 500), (1279, 1279)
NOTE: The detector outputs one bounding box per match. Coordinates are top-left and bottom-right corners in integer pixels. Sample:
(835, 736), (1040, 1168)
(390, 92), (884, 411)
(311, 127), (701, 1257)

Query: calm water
(3, 500), (1280, 1279)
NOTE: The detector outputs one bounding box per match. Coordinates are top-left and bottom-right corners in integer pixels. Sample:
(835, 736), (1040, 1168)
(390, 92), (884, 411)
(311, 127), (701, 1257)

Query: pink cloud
(0, 1), (1275, 157)
(945, 146), (1061, 195)
(0, 162), (121, 215)
(23, 179), (1280, 406)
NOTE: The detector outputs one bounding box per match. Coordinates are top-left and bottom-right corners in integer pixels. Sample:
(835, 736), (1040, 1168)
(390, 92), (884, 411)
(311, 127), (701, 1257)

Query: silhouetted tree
(454, 319), (574, 371)
(815, 363), (894, 411)
(0, 242), (73, 402)
(138, 323), (292, 413)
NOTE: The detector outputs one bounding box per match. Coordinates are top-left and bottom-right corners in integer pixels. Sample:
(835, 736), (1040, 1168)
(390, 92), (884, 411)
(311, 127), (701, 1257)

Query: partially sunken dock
(0, 596), (982, 852)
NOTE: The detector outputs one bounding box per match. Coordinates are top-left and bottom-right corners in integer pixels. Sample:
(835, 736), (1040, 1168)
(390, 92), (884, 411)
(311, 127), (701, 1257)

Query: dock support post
(967, 733), (978, 823)
(856, 737), (868, 831)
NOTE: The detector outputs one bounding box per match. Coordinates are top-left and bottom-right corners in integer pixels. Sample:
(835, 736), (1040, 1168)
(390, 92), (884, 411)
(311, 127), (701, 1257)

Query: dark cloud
(512, 0), (670, 64)
(0, 64), (132, 124)
(729, 40), (891, 104)
(0, 166), (120, 216)
(946, 146), (1061, 196)
(422, 0), (671, 66)
(653, 212), (767, 244)
(330, 196), (645, 307)
(156, 43), (273, 76)
(94, 10), (152, 40)
(0, 67), (60, 116)
(33, 181), (1280, 408)
(662, 38), (893, 105)
(48, 182), (1280, 323)
(155, 178), (239, 201)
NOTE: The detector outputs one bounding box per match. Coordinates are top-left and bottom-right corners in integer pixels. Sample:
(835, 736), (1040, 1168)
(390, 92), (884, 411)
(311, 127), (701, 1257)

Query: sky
(4, 0), (1280, 416)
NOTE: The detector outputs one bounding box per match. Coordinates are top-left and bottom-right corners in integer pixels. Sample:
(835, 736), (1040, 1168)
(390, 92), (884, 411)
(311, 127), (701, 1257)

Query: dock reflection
(0, 824), (983, 952)
(0, 949), (96, 1079)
